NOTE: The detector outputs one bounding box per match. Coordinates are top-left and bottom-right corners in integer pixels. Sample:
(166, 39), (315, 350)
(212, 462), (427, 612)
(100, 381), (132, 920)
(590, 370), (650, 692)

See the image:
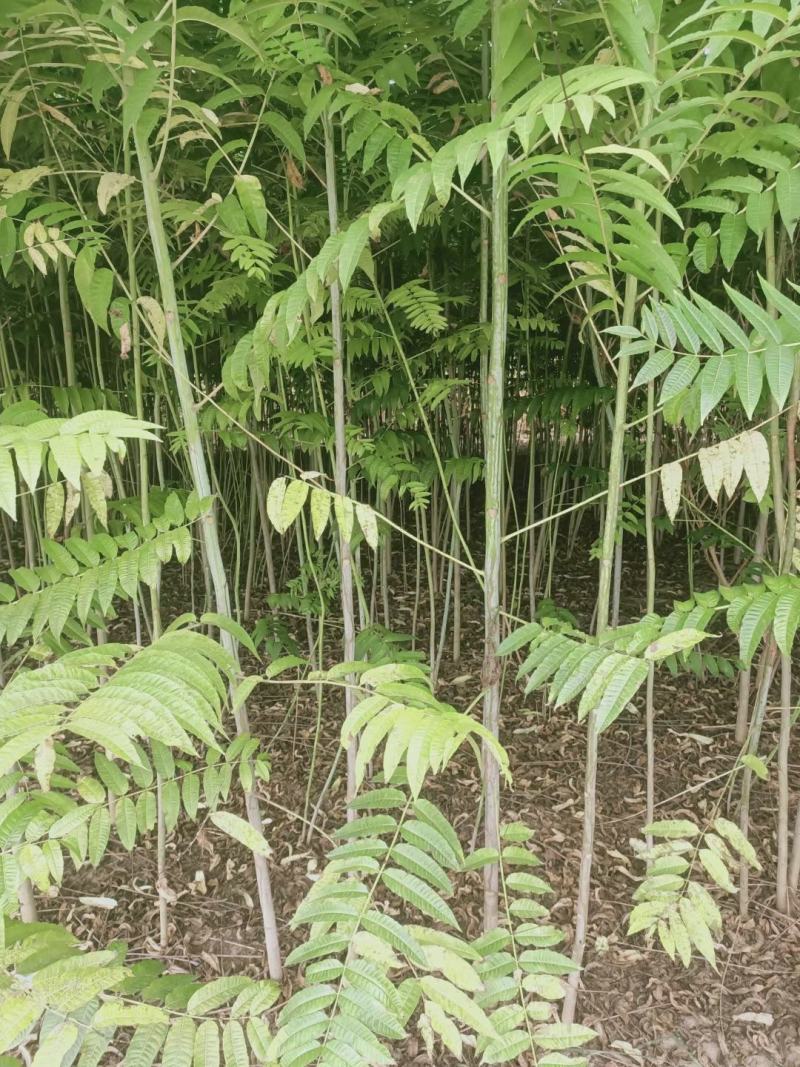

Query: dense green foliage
(0, 0), (799, 1062)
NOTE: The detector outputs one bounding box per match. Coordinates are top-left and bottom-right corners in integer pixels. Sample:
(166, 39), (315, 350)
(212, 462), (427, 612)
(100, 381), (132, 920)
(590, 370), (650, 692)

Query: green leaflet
(391, 842), (453, 894)
(114, 795), (136, 851)
(338, 215), (371, 292)
(632, 347), (674, 389)
(94, 1000), (168, 1028)
(660, 354), (700, 403)
(698, 848), (736, 892)
(737, 589), (776, 665)
(199, 613), (258, 656)
(533, 1023), (597, 1051)
(593, 656), (649, 732)
(355, 501), (379, 549)
(733, 348), (763, 418)
(643, 819), (699, 839)
(698, 354), (733, 422)
(193, 1019), (220, 1067)
(0, 994), (44, 1054)
(265, 477), (287, 532)
(678, 897), (716, 968)
(669, 910), (691, 967)
(233, 175), (267, 239)
(519, 949), (579, 976)
(209, 812), (271, 857)
(333, 492), (355, 541)
(714, 816), (761, 870)
(402, 164), (432, 232)
(186, 976), (252, 1016)
(310, 486), (331, 539)
(162, 1017), (196, 1067)
(420, 976), (496, 1038)
(381, 867), (458, 927)
(764, 342), (795, 408)
(776, 168), (800, 235)
(576, 651), (625, 721)
(773, 586), (800, 656)
(497, 620), (542, 655)
(719, 212), (747, 269)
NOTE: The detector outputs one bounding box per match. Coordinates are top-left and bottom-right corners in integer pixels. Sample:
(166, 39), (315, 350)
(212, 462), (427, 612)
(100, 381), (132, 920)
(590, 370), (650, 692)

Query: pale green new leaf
(193, 1019), (220, 1067)
(678, 897), (716, 968)
(310, 486), (331, 539)
(265, 477), (287, 532)
(209, 812), (271, 857)
(420, 976), (496, 1038)
(698, 848), (736, 892)
(162, 1017), (196, 1067)
(532, 1023), (596, 1051)
(713, 816), (761, 870)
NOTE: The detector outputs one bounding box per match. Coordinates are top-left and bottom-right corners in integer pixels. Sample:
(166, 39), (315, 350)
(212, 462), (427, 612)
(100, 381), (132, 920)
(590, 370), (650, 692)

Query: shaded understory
(49, 537), (800, 1067)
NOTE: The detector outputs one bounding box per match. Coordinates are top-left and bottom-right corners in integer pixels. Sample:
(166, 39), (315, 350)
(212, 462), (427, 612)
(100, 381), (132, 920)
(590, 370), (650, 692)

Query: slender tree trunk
(482, 0), (508, 930)
(249, 441), (277, 603)
(321, 108), (358, 811)
(562, 16), (659, 1005)
(776, 341), (798, 910)
(644, 379), (656, 846)
(563, 273), (638, 1023)
(739, 641), (778, 917)
(790, 799), (800, 896)
(133, 125), (282, 979)
(776, 653), (792, 912)
(49, 175), (76, 389)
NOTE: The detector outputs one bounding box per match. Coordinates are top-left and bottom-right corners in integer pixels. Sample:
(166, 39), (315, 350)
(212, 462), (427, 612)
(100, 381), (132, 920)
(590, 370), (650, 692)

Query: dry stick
(243, 477), (258, 622)
(133, 125), (282, 980)
(735, 666), (752, 746)
(735, 508), (769, 742)
(433, 481), (463, 685)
